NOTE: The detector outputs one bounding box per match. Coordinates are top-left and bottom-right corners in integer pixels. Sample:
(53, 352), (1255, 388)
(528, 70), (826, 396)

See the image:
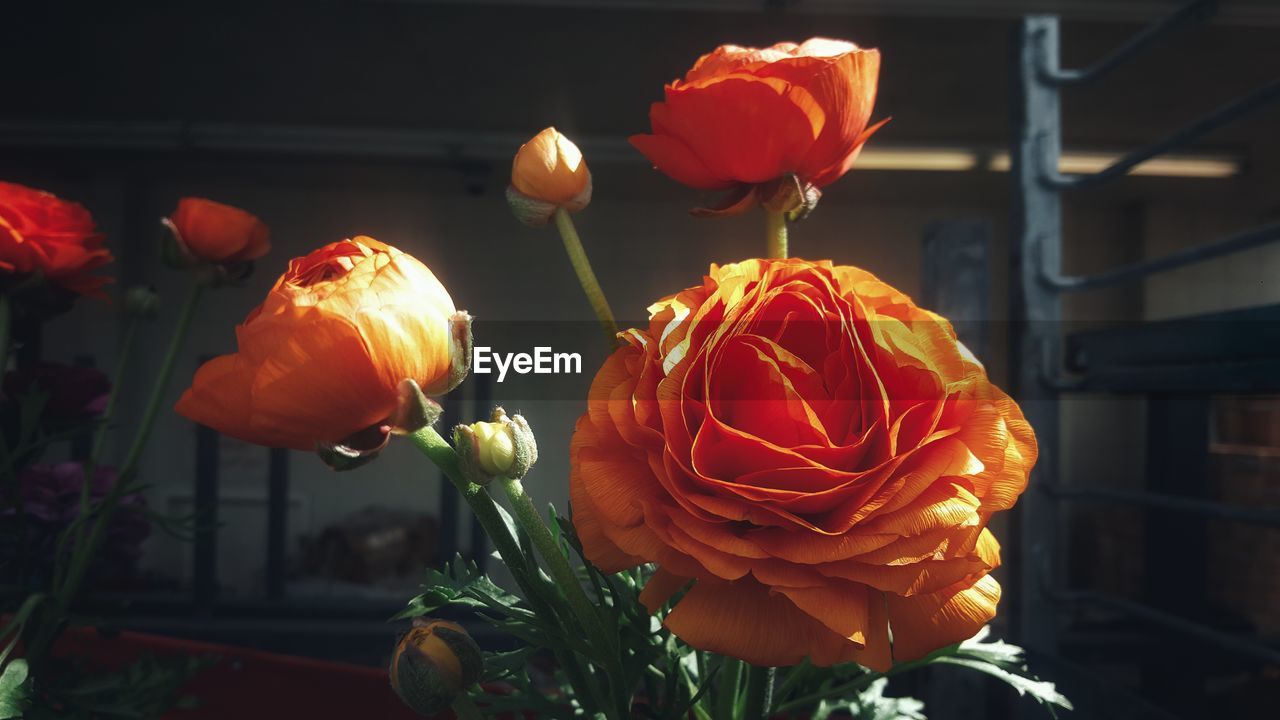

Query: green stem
(764, 209), (789, 260)
(742, 666), (775, 720)
(0, 293), (10, 376)
(57, 318), (141, 591)
(408, 427), (615, 718)
(497, 477), (612, 652)
(27, 283), (205, 666)
(119, 282), (204, 481)
(554, 208), (620, 348)
(717, 658), (744, 720)
(497, 476), (629, 718)
(89, 318), (140, 464)
(408, 427), (537, 598)
(451, 692), (486, 720)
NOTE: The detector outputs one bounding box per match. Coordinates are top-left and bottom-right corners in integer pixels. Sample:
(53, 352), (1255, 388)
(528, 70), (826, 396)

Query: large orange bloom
(0, 182), (113, 296)
(176, 237), (456, 451)
(630, 39), (883, 204)
(570, 259), (1034, 670)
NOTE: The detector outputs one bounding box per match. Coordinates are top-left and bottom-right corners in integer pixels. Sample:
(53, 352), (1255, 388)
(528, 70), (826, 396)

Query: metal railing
(1009, 0), (1280, 714)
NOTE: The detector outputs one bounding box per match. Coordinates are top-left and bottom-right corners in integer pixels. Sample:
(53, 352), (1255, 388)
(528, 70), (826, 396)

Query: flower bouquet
(0, 190), (274, 715)
(0, 36), (1073, 720)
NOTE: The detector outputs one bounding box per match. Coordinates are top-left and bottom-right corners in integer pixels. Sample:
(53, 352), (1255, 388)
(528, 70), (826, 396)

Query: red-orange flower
(175, 237), (457, 451)
(0, 182), (113, 296)
(570, 259), (1035, 670)
(168, 197), (271, 264)
(630, 39), (883, 211)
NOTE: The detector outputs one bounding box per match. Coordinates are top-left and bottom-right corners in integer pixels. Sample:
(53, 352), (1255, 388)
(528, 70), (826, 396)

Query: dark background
(3, 1), (1279, 718)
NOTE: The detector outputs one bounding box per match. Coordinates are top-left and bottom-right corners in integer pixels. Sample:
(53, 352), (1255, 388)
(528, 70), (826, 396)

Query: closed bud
(123, 285), (160, 318)
(453, 407), (538, 485)
(471, 420), (515, 476)
(508, 127), (592, 226)
(389, 618), (483, 716)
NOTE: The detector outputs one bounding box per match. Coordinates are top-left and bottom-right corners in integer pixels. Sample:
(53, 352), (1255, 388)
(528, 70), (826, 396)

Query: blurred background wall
(3, 0), (1278, 712)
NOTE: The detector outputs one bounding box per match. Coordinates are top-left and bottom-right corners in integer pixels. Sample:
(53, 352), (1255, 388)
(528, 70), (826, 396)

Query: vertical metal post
(922, 220), (991, 360)
(193, 421), (220, 610)
(921, 220), (992, 720)
(1010, 17), (1062, 659)
(265, 447), (290, 599)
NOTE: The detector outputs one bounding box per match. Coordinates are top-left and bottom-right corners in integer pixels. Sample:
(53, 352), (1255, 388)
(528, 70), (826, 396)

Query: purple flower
(4, 463), (150, 583)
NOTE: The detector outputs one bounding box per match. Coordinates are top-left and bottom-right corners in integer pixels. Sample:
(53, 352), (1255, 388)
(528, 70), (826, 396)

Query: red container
(55, 628), (425, 719)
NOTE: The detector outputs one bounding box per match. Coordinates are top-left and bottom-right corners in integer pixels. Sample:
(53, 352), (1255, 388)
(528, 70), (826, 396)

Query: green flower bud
(389, 619), (483, 716)
(453, 407), (538, 485)
(123, 285), (160, 318)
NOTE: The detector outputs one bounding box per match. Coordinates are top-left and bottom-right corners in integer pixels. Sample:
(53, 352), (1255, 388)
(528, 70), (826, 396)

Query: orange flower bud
(508, 127), (592, 225)
(389, 619), (483, 715)
(175, 237), (461, 452)
(166, 197), (271, 265)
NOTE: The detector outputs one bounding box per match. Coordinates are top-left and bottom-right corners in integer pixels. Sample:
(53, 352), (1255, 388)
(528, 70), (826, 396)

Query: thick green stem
(497, 477), (615, 656)
(742, 666), (776, 720)
(765, 209), (789, 260)
(119, 282), (204, 481)
(497, 476), (630, 717)
(554, 208), (620, 348)
(717, 658), (744, 720)
(409, 427), (615, 718)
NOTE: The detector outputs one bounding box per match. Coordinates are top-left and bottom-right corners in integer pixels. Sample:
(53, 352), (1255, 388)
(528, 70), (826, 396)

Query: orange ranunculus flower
(570, 259), (1035, 670)
(169, 197), (271, 264)
(175, 237), (457, 451)
(630, 39), (884, 213)
(0, 181), (113, 296)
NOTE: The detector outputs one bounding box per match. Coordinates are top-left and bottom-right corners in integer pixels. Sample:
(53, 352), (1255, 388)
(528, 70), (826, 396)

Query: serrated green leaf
(394, 554), (526, 620)
(933, 657), (1071, 714)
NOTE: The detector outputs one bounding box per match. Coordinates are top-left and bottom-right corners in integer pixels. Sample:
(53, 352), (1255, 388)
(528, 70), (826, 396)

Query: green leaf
(394, 555), (526, 621)
(933, 657), (1071, 714)
(828, 677), (927, 720)
(0, 659), (30, 719)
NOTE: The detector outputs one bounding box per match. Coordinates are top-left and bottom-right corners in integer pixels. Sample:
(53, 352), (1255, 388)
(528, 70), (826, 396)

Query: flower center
(288, 243), (370, 287)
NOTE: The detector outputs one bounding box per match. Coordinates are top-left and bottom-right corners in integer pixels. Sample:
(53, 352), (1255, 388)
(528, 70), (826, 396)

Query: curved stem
(409, 426), (616, 718)
(554, 208), (620, 348)
(765, 209), (789, 260)
(89, 318), (140, 463)
(497, 477), (614, 651)
(120, 282), (204, 481)
(61, 317), (141, 588)
(28, 284), (205, 665)
(742, 665), (775, 720)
